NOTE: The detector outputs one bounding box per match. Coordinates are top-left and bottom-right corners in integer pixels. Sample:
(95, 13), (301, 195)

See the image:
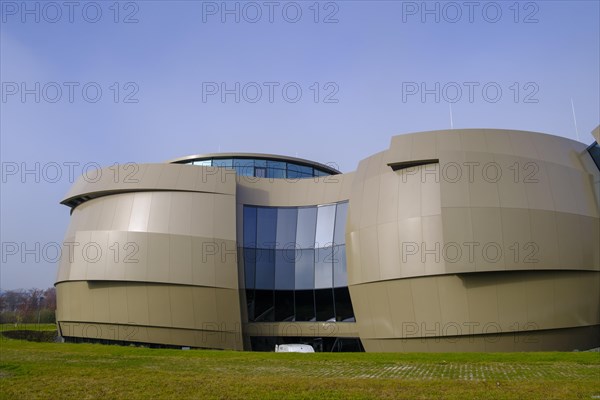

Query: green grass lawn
(1, 331), (598, 400)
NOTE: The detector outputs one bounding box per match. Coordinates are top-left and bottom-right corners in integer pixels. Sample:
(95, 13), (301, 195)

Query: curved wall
(346, 129), (600, 351)
(56, 128), (600, 352)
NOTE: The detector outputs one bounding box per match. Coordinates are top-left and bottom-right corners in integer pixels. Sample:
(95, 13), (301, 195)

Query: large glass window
(315, 205), (336, 247)
(276, 208), (297, 249)
(181, 157), (337, 179)
(296, 207), (317, 249)
(242, 202), (354, 323)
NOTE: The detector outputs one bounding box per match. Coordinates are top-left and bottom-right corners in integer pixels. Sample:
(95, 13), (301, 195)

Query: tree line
(0, 288), (56, 324)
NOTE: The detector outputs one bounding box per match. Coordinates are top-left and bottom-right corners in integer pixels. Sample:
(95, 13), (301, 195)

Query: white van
(275, 344), (315, 353)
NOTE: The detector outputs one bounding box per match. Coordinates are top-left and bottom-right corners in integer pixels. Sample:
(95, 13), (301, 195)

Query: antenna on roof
(449, 103), (454, 129)
(570, 98), (579, 142)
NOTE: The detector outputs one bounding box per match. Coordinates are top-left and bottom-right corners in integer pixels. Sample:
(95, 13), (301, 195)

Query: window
(242, 203), (354, 323)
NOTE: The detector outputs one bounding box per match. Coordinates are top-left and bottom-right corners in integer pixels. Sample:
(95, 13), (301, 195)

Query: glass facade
(242, 201), (355, 322)
(181, 157), (336, 179)
(588, 142), (600, 170)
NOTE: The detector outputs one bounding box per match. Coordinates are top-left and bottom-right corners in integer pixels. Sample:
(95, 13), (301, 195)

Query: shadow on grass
(1, 330), (58, 342)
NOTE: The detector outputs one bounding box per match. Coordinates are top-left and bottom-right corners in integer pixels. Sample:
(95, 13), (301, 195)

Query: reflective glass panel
(333, 245), (347, 287)
(314, 246), (333, 289)
(213, 159), (233, 168)
(254, 289), (274, 322)
(243, 248), (256, 289)
(315, 204), (336, 247)
(274, 290), (295, 322)
(243, 206), (257, 247)
(276, 208), (297, 249)
(255, 249), (275, 290)
(294, 290), (315, 321)
(296, 207), (317, 248)
(193, 160), (212, 166)
(274, 249), (295, 290)
(334, 287), (354, 321)
(267, 168), (285, 179)
(333, 202), (348, 246)
(315, 288), (335, 321)
(294, 248), (314, 290)
(256, 207), (277, 248)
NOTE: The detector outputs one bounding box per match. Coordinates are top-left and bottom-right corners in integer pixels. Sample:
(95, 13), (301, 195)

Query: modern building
(56, 128), (600, 352)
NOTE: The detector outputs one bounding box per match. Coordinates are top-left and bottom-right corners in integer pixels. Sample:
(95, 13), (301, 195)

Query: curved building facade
(56, 129), (600, 352)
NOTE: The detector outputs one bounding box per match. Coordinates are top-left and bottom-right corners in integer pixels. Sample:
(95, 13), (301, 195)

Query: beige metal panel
(555, 212), (584, 269)
(529, 209), (560, 269)
(346, 230), (362, 284)
(436, 275), (470, 327)
(359, 225), (380, 283)
(524, 275), (554, 330)
(104, 231), (127, 281)
(156, 163), (182, 189)
(385, 279), (416, 338)
(175, 163), (199, 191)
(377, 221), (401, 280)
(567, 167), (600, 217)
(215, 288), (243, 334)
(146, 232), (170, 283)
(376, 171), (399, 225)
(169, 285), (194, 328)
(108, 285), (128, 324)
(86, 230), (108, 281)
(126, 284), (150, 326)
(90, 283), (110, 322)
(97, 195), (118, 231)
(338, 172), (354, 202)
(440, 208), (475, 273)
(470, 207), (505, 272)
(359, 176), (380, 229)
(411, 130), (438, 160)
(192, 287), (218, 329)
(168, 192), (192, 236)
(422, 215), (444, 275)
(212, 194), (236, 241)
(146, 192), (172, 233)
(420, 172), (441, 217)
(494, 154), (529, 209)
(128, 192), (152, 232)
(190, 193), (216, 238)
(191, 236), (216, 287)
(70, 230), (91, 281)
(112, 193), (135, 231)
(124, 231), (148, 281)
(364, 283), (395, 338)
(410, 277), (442, 331)
(214, 241), (238, 290)
(545, 162), (581, 215)
(484, 129), (513, 155)
(465, 152), (501, 208)
(508, 130), (541, 160)
(438, 151), (471, 209)
(397, 217), (425, 278)
(169, 234), (193, 284)
(147, 285), (172, 327)
(436, 130), (462, 152)
(396, 168), (422, 220)
(579, 215), (600, 269)
(386, 132), (412, 165)
(499, 208), (532, 271)
(459, 130), (489, 153)
(347, 285), (375, 338)
(523, 160), (555, 212)
(465, 276), (500, 331)
(496, 277), (529, 331)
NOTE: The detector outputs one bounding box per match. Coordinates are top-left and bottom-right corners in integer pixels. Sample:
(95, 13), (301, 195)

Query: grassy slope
(0, 334), (598, 400)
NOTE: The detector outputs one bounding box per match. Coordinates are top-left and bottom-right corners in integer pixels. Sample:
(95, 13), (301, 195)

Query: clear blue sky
(1, 0), (599, 289)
